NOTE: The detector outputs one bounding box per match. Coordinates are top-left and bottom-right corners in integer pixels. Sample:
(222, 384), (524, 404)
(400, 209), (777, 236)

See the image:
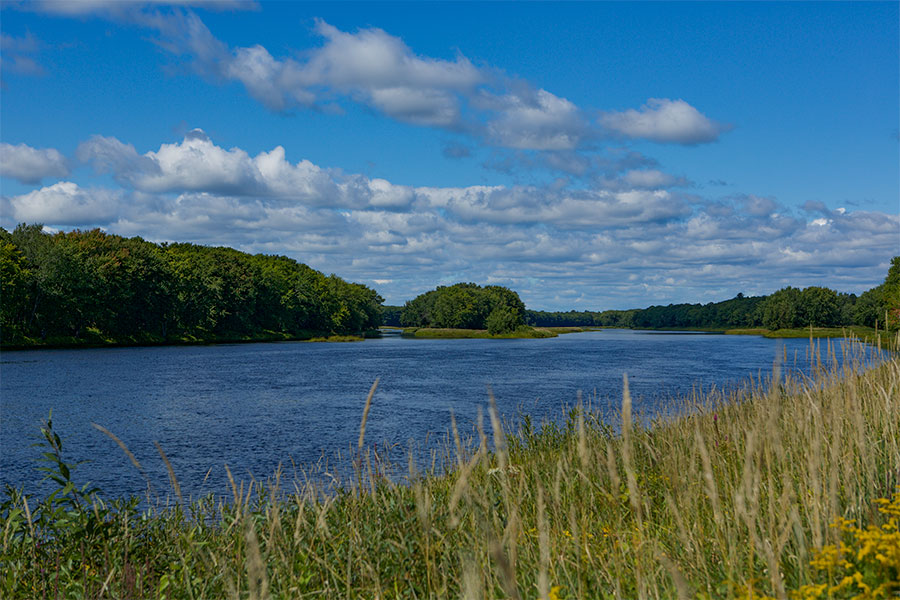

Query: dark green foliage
(400, 282), (525, 332)
(0, 224), (383, 346)
(526, 258), (899, 332)
(797, 286), (841, 327)
(853, 256), (900, 331)
(758, 283), (880, 330)
(854, 287), (884, 328)
(526, 294), (765, 330)
(485, 305), (520, 335)
(884, 256), (900, 330)
(380, 305), (403, 327)
(760, 286), (802, 330)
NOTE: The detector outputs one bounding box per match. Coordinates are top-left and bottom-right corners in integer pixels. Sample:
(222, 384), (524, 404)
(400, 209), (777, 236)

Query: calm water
(0, 330), (844, 500)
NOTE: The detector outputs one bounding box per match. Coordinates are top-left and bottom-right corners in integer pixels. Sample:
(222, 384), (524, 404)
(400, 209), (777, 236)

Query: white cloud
(76, 131), (424, 212)
(0, 32), (46, 77)
(124, 14), (598, 152)
(740, 194), (778, 217)
(76, 135), (158, 181)
(307, 19), (482, 93)
(621, 169), (686, 189)
(78, 130), (346, 203)
(183, 17), (481, 128)
(12, 9), (731, 164)
(485, 89), (588, 150)
(417, 185), (690, 228)
(6, 181), (121, 224)
(139, 131), (262, 194)
(0, 142), (69, 184)
(223, 44), (315, 110)
(26, 1), (256, 18)
(7, 131), (894, 310)
(600, 98), (729, 145)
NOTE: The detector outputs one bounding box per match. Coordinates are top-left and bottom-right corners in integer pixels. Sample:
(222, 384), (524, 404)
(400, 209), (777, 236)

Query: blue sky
(1, 1), (897, 310)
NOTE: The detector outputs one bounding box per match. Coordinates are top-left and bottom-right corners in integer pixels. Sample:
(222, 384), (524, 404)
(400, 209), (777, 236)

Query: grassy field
(402, 326), (570, 339)
(1, 338), (898, 599)
(306, 335), (366, 343)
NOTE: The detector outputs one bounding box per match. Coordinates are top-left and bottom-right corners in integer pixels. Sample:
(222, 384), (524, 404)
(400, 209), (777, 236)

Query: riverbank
(3, 341), (897, 598)
(724, 325), (897, 347)
(0, 328), (371, 351)
(402, 325), (586, 339)
(588, 324), (897, 348)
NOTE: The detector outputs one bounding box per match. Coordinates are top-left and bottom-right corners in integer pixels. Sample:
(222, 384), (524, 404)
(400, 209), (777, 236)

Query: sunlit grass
(404, 326), (559, 339)
(1, 336), (897, 598)
(725, 326), (898, 347)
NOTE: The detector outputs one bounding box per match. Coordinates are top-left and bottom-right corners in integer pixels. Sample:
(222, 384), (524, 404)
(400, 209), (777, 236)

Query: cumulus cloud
(99, 12), (599, 152)
(418, 185), (690, 228)
(0, 142), (70, 184)
(11, 6), (732, 166)
(6, 131), (894, 310)
(165, 15), (481, 128)
(739, 194), (778, 217)
(484, 89), (589, 150)
(76, 135), (158, 182)
(600, 98), (730, 145)
(76, 130), (419, 209)
(6, 181), (121, 224)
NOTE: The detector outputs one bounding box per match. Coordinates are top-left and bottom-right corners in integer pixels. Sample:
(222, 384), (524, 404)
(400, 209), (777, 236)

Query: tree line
(398, 282), (527, 334)
(526, 257), (900, 331)
(3, 222), (896, 346)
(0, 225), (383, 346)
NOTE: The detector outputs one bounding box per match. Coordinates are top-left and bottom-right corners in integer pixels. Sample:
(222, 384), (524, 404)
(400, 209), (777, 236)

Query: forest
(0, 225), (383, 347)
(526, 257), (899, 332)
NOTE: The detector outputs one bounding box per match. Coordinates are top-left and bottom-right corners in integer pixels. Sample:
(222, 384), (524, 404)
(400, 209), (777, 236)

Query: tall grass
(2, 337), (898, 599)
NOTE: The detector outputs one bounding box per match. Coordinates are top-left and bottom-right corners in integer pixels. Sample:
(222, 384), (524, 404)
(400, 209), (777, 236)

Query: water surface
(0, 330), (841, 500)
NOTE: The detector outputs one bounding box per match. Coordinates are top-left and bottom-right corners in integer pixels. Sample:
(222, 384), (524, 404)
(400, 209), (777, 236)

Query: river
(0, 330), (849, 501)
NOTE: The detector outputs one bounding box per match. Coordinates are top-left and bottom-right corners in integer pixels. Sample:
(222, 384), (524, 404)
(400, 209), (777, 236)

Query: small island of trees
(399, 282), (528, 335)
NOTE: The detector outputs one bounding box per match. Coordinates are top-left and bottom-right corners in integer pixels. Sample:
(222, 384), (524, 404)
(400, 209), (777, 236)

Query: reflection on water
(0, 330), (870, 500)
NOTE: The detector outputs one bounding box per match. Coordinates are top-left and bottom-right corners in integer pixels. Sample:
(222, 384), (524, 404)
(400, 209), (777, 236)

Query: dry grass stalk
(153, 440), (183, 506)
(244, 520), (269, 600)
(357, 378), (380, 451)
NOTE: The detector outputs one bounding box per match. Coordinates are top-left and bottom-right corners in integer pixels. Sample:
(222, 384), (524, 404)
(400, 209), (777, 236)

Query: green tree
(798, 286), (840, 327)
(400, 283), (525, 330)
(486, 305), (520, 334)
(854, 287), (883, 328)
(884, 256), (900, 330)
(759, 287), (801, 330)
(0, 239), (34, 343)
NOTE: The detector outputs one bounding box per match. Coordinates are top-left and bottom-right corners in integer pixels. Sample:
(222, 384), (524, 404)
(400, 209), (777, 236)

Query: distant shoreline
(3, 324), (893, 351)
(0, 330), (370, 351)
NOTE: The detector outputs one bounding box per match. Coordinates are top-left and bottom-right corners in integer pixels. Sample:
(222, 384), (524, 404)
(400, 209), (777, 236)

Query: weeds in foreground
(1, 339), (898, 599)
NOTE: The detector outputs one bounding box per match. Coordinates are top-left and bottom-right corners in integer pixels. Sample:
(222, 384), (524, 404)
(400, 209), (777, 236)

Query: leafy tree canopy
(0, 225), (383, 346)
(400, 283), (525, 333)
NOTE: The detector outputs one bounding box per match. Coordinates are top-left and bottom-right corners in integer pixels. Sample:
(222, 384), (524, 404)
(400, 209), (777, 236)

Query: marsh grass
(1, 337), (898, 599)
(405, 326), (559, 339)
(725, 326), (898, 349)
